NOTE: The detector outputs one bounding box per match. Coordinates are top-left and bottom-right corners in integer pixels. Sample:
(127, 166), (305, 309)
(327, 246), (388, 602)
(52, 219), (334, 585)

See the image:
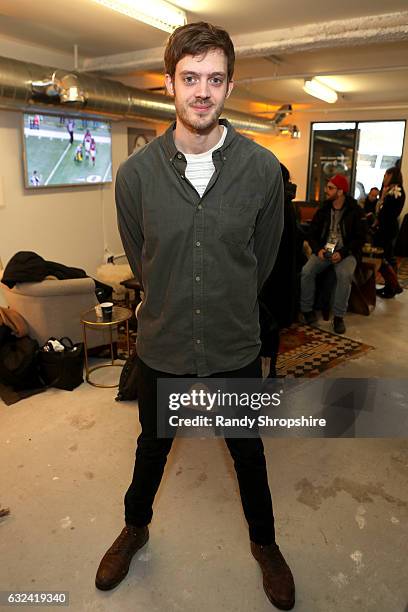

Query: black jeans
(124, 355), (275, 545)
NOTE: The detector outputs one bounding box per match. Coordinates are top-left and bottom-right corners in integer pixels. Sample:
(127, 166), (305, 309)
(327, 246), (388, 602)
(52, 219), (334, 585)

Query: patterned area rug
(117, 322), (374, 379)
(276, 324), (373, 378)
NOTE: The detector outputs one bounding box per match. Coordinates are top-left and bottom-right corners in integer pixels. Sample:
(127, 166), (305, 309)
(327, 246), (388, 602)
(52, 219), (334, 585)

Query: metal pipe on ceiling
(0, 55), (278, 133)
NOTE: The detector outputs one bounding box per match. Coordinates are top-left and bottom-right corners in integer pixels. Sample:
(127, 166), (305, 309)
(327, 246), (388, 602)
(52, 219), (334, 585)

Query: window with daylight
(307, 120), (406, 203)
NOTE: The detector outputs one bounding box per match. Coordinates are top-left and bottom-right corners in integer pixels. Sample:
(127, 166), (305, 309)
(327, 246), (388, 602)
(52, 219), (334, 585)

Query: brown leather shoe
(95, 525), (149, 591)
(251, 542), (295, 610)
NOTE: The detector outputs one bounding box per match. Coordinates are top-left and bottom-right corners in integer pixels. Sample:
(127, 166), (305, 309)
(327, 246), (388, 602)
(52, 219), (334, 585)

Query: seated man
(300, 174), (366, 334)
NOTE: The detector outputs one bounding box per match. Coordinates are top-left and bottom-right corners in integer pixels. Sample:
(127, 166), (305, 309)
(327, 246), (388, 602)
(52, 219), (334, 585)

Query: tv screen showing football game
(23, 113), (112, 188)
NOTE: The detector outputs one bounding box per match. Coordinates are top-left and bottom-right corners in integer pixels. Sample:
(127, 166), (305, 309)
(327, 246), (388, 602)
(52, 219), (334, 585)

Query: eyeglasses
(326, 185), (337, 190)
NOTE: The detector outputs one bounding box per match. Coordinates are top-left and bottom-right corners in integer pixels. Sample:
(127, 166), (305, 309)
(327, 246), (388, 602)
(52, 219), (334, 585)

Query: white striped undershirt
(183, 126), (227, 197)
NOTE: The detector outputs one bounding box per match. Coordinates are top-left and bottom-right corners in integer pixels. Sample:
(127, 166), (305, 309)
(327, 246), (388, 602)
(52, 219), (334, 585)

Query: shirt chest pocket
(217, 196), (262, 247)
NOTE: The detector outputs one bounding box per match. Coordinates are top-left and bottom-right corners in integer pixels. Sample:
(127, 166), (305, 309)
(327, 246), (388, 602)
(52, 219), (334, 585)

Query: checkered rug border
(276, 324), (374, 378)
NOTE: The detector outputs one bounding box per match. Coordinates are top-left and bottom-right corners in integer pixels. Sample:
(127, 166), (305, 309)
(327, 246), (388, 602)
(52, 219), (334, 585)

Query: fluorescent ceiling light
(303, 78), (338, 104)
(93, 0), (187, 33)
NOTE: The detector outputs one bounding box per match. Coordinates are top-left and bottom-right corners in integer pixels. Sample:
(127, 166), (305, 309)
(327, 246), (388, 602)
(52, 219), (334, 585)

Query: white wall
(0, 109), (109, 276)
(0, 111), (167, 280)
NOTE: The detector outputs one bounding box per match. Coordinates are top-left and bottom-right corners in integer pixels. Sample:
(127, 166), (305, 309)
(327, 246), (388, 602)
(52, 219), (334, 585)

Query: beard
(174, 96), (225, 133)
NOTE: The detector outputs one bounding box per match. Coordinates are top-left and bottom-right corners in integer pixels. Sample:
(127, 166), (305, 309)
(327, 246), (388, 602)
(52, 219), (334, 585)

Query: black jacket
(307, 196), (366, 259)
(375, 184), (405, 245)
(259, 197), (299, 331)
(2, 251), (87, 288)
(1, 251), (113, 303)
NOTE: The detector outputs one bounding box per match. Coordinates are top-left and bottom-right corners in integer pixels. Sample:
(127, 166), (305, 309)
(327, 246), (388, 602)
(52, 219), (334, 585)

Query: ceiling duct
(0, 55), (284, 133)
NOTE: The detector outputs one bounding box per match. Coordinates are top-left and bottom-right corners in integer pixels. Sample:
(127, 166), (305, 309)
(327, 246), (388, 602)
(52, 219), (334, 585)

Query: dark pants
(124, 355), (275, 545)
(375, 231), (401, 291)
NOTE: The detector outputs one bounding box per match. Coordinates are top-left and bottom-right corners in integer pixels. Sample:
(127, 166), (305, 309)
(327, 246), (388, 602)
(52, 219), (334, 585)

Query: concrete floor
(1, 291), (408, 612)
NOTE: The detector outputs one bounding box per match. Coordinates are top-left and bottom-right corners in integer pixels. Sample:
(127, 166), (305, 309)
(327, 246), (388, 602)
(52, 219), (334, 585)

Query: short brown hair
(164, 22), (235, 82)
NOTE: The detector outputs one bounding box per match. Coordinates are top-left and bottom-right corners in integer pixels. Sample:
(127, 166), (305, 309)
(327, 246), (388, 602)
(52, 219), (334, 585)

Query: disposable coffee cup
(100, 302), (113, 321)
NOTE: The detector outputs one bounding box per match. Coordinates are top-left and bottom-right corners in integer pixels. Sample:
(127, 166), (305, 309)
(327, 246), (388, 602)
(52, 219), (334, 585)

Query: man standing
(29, 170), (41, 187)
(66, 118), (75, 144)
(83, 129), (93, 160)
(90, 138), (96, 166)
(300, 174), (366, 334)
(96, 22), (294, 610)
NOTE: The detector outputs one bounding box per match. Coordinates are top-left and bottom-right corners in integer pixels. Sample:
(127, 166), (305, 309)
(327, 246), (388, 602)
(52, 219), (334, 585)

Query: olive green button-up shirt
(116, 119), (284, 376)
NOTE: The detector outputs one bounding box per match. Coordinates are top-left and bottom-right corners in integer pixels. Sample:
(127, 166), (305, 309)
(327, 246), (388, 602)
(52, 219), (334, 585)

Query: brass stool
(81, 305), (131, 388)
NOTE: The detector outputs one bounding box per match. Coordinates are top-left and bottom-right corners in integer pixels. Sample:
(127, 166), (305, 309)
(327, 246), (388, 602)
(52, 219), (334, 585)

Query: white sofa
(0, 278), (112, 348)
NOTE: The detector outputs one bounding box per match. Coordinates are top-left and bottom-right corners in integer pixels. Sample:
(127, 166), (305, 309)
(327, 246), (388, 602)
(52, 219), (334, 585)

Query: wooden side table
(81, 305), (131, 388)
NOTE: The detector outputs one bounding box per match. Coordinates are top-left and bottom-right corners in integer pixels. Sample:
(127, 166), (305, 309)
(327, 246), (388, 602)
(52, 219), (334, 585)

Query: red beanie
(329, 174), (349, 194)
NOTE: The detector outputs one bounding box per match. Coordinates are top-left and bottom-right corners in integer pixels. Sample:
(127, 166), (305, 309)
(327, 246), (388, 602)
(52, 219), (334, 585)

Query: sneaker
(302, 310), (317, 325)
(333, 316), (346, 334)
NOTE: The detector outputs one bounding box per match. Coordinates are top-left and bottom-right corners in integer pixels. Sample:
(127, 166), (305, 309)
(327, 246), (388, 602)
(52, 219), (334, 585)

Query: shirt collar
(162, 118), (236, 160)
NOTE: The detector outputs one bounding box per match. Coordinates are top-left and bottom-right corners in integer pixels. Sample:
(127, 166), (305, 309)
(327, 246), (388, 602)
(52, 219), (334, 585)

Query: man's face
(325, 182), (339, 201)
(165, 49), (233, 133)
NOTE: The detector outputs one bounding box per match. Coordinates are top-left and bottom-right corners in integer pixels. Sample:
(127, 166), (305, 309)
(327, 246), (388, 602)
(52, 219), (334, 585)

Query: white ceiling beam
(81, 45), (164, 74)
(293, 103), (408, 113)
(236, 63), (408, 85)
(80, 11), (408, 74)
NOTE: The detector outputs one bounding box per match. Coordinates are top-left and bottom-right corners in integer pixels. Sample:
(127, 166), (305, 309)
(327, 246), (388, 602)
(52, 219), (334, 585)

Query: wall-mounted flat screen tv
(23, 113), (112, 188)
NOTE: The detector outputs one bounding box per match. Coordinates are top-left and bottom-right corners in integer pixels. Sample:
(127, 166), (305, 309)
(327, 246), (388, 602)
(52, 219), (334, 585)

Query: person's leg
(300, 254), (330, 313)
(96, 357), (176, 591)
(124, 356), (176, 527)
(378, 238), (402, 296)
(268, 330), (280, 378)
(213, 355), (275, 545)
(378, 262), (402, 295)
(332, 255), (357, 317)
(216, 355), (295, 608)
(225, 435), (275, 544)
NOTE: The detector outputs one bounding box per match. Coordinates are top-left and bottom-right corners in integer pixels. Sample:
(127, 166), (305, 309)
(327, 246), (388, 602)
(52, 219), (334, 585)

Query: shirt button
(196, 339), (201, 344)
(177, 153), (183, 159)
(195, 276), (200, 282)
(197, 204), (202, 210)
(196, 241), (201, 247)
(196, 309), (201, 314)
